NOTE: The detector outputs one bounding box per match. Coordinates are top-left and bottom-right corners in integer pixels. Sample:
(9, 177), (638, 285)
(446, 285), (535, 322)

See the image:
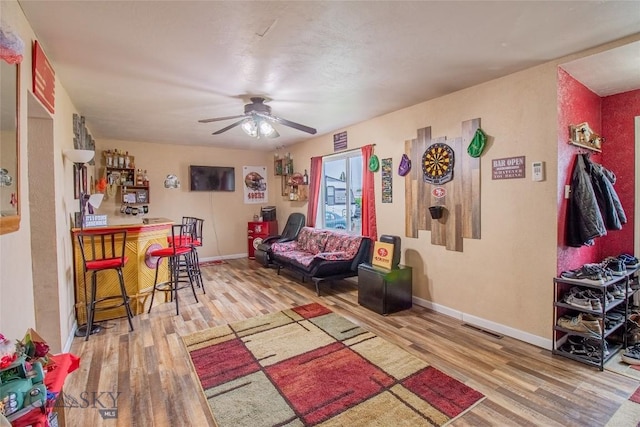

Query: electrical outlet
(532, 161), (545, 181)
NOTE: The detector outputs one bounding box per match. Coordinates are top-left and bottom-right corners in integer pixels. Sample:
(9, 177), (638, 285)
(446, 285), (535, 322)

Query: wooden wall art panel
(404, 118), (481, 252)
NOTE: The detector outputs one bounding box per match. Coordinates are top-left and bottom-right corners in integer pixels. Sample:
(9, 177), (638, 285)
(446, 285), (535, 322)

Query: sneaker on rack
(609, 283), (626, 299)
(564, 291), (593, 310)
(619, 254), (640, 269)
(557, 313), (602, 336)
(581, 264), (609, 282)
(603, 257), (627, 276)
(584, 337), (610, 357)
(581, 290), (604, 311)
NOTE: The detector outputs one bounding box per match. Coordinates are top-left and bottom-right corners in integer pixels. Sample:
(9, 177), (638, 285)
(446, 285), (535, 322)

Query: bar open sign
(492, 156), (525, 180)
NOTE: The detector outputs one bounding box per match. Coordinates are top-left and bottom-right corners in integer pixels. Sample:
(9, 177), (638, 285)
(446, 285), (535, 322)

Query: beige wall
(274, 64), (557, 345)
(93, 139), (277, 258)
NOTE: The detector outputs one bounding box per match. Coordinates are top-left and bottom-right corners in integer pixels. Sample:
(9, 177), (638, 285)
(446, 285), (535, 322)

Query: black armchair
(255, 213), (305, 267)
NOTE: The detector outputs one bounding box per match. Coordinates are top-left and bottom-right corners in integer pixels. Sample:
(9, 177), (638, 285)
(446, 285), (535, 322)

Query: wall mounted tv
(189, 165), (235, 192)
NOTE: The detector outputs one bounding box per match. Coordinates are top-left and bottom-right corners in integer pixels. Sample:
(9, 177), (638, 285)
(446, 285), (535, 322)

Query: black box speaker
(379, 234), (401, 269)
(261, 206), (276, 221)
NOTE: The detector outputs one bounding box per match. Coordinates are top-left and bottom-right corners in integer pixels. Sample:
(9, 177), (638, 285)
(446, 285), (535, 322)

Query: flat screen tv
(189, 165), (235, 192)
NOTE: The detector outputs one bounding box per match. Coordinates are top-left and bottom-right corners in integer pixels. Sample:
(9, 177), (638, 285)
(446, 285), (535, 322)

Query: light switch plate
(532, 161), (545, 181)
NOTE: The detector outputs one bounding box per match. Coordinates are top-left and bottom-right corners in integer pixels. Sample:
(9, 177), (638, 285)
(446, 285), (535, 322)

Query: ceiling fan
(198, 97), (317, 138)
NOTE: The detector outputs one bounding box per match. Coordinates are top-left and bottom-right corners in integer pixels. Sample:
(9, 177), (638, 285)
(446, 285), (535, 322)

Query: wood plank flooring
(63, 258), (639, 426)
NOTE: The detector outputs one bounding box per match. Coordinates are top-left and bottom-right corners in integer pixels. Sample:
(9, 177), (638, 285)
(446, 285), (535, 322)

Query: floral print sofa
(270, 226), (372, 295)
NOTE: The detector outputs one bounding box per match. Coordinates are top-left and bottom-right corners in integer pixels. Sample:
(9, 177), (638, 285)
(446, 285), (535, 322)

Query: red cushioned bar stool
(77, 230), (135, 341)
(148, 224), (200, 315)
(167, 217), (205, 292)
(182, 216), (205, 291)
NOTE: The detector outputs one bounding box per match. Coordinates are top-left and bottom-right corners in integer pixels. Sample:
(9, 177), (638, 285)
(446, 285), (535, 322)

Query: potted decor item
(429, 205), (445, 220)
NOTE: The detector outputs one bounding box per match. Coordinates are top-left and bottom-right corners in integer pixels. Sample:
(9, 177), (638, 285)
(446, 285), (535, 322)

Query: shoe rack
(553, 267), (639, 371)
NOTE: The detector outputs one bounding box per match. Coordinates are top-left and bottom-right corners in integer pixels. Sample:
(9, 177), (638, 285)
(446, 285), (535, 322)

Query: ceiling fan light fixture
(259, 120), (275, 137)
(241, 119), (258, 137)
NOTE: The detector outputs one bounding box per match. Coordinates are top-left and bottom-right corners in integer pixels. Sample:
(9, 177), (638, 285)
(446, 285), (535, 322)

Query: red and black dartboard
(422, 142), (454, 185)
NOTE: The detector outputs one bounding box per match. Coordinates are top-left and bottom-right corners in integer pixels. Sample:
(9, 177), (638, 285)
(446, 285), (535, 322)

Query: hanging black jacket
(566, 154), (606, 247)
(566, 153), (627, 247)
(586, 157), (627, 230)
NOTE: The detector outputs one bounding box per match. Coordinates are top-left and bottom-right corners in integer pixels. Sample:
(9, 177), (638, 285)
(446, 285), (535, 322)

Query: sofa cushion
(296, 227), (329, 255)
(271, 240), (298, 254)
(322, 233), (363, 259)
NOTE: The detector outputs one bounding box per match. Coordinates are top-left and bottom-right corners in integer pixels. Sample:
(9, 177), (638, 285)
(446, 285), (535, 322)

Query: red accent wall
(557, 68), (638, 274)
(600, 89), (640, 257)
(557, 68), (601, 274)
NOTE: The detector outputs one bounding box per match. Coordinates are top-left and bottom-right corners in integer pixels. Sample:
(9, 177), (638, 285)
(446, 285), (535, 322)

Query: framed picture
(136, 190), (148, 203)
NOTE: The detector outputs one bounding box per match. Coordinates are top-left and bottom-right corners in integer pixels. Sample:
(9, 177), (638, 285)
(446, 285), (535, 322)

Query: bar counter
(71, 217), (173, 324)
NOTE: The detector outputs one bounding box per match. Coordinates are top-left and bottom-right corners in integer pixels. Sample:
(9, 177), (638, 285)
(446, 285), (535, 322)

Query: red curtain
(306, 156), (323, 227)
(361, 145), (378, 241)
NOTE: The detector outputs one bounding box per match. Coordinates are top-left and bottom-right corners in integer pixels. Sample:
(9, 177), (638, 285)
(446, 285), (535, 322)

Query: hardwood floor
(63, 258), (639, 426)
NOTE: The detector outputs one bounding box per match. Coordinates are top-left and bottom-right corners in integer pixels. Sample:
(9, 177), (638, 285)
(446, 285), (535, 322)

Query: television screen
(189, 165), (235, 192)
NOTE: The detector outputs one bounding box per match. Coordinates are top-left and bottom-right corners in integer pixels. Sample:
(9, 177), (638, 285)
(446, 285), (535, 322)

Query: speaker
(379, 234), (401, 269)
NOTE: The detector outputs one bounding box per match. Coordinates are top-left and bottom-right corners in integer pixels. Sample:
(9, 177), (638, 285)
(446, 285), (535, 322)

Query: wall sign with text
(32, 41), (55, 114)
(333, 131), (347, 152)
(492, 156), (526, 180)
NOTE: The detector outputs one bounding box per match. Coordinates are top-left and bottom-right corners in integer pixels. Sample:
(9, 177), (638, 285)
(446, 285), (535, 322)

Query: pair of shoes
(563, 287), (602, 311)
(557, 313), (602, 336)
(584, 289), (614, 305)
(560, 339), (602, 362)
(582, 337), (610, 357)
(609, 283), (626, 299)
(621, 344), (640, 365)
(619, 254), (640, 269)
(561, 264), (607, 282)
(602, 256), (627, 276)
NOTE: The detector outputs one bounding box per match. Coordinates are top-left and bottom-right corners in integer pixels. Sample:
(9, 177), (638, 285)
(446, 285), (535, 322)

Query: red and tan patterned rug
(183, 303), (484, 426)
(606, 384), (640, 426)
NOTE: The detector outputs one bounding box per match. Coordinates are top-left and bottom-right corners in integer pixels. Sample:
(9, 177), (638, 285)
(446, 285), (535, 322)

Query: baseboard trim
(199, 253), (247, 263)
(412, 295), (551, 350)
(63, 322), (77, 353)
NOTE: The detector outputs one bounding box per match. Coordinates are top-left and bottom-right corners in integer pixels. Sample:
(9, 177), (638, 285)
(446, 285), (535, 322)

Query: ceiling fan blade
(272, 116), (317, 134)
(198, 114), (246, 124)
(212, 119), (246, 135)
(256, 113), (317, 135)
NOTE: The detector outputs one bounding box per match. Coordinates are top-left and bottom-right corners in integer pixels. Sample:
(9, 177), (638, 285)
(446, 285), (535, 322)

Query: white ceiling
(17, 1), (640, 151)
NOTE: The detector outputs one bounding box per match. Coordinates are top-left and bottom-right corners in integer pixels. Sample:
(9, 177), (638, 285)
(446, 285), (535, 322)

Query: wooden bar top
(71, 217), (173, 233)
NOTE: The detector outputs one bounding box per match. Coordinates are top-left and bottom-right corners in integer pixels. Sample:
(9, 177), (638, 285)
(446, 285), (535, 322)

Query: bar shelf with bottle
(103, 150), (150, 203)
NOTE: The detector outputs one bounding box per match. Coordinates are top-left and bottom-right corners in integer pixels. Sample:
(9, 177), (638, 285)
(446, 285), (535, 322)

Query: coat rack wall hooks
(568, 122), (604, 152)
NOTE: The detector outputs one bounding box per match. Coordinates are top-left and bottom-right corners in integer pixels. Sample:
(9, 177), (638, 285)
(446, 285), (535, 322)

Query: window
(317, 152), (363, 233)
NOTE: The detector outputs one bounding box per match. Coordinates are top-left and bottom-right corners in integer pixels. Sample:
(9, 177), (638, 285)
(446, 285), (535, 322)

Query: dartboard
(422, 143), (455, 185)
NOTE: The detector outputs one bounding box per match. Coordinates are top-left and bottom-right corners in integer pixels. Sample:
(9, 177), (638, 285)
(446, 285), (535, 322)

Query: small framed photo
(136, 190), (148, 203)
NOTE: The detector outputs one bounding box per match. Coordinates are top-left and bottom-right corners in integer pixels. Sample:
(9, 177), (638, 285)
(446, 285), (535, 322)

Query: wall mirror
(0, 61), (20, 234)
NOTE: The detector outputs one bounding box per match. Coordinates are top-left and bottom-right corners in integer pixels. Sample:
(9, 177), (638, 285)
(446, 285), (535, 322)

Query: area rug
(605, 349), (640, 381)
(606, 384), (640, 426)
(183, 303), (484, 426)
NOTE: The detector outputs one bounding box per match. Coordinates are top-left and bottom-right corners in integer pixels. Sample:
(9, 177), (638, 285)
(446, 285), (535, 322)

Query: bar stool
(77, 230), (134, 341)
(167, 217), (205, 291)
(148, 224), (199, 315)
(182, 217), (205, 291)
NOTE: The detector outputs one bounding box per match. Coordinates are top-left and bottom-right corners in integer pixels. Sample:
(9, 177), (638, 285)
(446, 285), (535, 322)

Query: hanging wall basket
(429, 205), (445, 220)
